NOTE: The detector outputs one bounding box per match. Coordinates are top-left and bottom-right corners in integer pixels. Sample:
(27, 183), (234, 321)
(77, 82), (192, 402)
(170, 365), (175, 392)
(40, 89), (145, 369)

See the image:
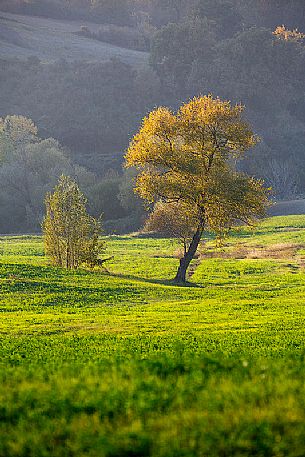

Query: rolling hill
(0, 11), (148, 65)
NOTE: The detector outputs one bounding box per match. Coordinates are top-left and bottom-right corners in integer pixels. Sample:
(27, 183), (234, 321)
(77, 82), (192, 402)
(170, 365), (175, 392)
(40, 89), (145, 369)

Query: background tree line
(0, 116), (143, 233)
(2, 1), (305, 30)
(1, 0), (305, 232)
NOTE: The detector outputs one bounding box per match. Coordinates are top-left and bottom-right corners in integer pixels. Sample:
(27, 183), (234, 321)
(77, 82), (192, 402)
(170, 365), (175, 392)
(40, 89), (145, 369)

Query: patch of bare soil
(200, 243), (305, 260)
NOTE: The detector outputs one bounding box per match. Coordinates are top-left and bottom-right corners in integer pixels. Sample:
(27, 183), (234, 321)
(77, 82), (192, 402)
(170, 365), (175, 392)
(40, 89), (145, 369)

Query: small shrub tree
(43, 175), (104, 269)
(144, 200), (198, 255)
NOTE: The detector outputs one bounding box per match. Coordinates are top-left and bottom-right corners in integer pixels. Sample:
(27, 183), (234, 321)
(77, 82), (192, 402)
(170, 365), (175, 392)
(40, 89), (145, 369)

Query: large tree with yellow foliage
(125, 95), (270, 283)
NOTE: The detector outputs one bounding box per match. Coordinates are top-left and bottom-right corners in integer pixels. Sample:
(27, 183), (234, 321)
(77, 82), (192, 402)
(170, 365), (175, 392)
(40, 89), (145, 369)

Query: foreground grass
(1, 216), (305, 456)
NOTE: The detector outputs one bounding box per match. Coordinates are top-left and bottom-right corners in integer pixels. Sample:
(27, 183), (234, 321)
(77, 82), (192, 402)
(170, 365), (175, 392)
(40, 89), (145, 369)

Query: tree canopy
(126, 95), (270, 282)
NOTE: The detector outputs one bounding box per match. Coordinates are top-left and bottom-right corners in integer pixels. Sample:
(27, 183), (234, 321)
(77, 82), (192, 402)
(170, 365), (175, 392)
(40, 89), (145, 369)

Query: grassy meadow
(1, 215), (305, 456)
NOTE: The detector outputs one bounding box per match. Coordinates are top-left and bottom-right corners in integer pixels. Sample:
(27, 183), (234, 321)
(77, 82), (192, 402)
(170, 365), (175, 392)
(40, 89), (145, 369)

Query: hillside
(0, 12), (148, 65)
(1, 2), (305, 235)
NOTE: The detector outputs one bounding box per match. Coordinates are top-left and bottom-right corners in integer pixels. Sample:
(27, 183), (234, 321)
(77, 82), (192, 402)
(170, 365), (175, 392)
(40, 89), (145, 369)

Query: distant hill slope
(269, 199), (305, 217)
(0, 12), (148, 65)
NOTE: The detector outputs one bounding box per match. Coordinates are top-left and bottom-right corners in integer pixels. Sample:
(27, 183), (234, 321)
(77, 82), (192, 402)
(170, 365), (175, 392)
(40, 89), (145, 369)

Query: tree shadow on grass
(106, 271), (203, 288)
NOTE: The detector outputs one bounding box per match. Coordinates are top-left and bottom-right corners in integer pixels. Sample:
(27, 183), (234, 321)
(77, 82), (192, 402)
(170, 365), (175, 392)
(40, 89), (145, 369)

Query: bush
(43, 176), (104, 269)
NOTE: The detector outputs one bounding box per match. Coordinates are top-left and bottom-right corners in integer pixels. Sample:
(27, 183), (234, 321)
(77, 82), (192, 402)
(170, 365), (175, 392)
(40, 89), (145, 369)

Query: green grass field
(1, 215), (305, 457)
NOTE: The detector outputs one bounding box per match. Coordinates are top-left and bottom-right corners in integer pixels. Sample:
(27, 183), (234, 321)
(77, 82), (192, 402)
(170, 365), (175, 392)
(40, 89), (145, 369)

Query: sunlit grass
(1, 216), (305, 456)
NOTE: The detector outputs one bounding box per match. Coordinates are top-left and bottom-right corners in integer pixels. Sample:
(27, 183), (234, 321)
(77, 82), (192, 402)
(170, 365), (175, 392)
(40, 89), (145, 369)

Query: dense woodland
(1, 0), (305, 233)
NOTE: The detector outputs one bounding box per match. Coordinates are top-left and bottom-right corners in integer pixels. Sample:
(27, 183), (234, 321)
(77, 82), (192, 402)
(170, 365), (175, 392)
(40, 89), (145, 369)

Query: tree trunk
(174, 227), (203, 283)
